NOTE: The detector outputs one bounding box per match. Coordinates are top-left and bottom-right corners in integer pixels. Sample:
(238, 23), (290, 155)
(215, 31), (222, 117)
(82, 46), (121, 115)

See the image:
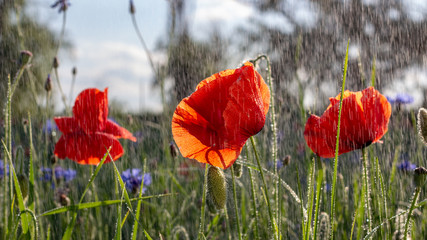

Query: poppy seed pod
(207, 166), (227, 211)
(417, 108), (427, 146)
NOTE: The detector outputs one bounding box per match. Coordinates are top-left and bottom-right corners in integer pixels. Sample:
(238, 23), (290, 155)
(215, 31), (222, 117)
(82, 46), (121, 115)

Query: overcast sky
(29, 0), (427, 113)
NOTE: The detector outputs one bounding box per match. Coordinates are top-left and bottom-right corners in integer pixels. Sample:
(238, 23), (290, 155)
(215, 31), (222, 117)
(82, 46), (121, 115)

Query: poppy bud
(232, 162), (242, 178)
(19, 50), (33, 67)
(51, 155), (58, 164)
(72, 66), (77, 76)
(45, 75), (52, 92)
(129, 0), (135, 14)
(59, 194), (70, 206)
(414, 167), (427, 188)
(207, 166), (227, 211)
(53, 57), (59, 69)
(22, 118), (28, 126)
(282, 155), (291, 166)
(170, 142), (178, 159)
(417, 107), (427, 146)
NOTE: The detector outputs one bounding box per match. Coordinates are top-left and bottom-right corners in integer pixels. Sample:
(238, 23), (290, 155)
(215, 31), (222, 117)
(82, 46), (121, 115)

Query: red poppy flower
(172, 62), (270, 169)
(54, 88), (136, 165)
(304, 87), (391, 158)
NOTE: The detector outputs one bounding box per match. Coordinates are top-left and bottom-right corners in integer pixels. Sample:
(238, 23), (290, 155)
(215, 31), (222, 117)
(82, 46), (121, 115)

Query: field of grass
(1, 2), (427, 240)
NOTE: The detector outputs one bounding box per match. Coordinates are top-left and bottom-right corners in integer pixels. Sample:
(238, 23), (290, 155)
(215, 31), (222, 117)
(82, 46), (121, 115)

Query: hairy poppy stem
(250, 136), (278, 240)
(251, 54), (280, 233)
(362, 147), (373, 235)
(246, 145), (260, 240)
(230, 165), (242, 240)
(198, 164), (208, 240)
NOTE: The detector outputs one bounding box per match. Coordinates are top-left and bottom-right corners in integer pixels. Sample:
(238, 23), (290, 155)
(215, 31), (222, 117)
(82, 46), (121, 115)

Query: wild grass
(1, 4), (427, 240)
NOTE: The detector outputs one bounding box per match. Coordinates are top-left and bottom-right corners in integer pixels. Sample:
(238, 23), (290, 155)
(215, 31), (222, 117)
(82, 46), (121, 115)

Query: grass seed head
(417, 108), (427, 146)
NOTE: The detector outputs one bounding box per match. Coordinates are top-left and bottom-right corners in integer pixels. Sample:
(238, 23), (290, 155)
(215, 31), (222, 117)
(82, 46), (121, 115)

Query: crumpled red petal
(304, 87), (391, 158)
(172, 62), (270, 169)
(72, 88), (108, 134)
(105, 120), (137, 142)
(54, 132), (123, 165)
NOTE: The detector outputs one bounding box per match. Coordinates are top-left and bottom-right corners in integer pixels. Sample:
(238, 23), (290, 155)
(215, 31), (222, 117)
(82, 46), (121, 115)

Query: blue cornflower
(0, 159), (10, 177)
(121, 169), (152, 194)
(387, 93), (414, 104)
(43, 119), (58, 134)
(40, 166), (76, 182)
(51, 0), (70, 13)
(397, 160), (417, 172)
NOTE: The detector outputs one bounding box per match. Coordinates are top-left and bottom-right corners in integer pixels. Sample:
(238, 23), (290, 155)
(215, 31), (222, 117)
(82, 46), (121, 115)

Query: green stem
(330, 39), (350, 240)
(53, 68), (69, 114)
(404, 187), (420, 240)
(230, 165), (242, 240)
(246, 145), (259, 240)
(250, 136), (278, 239)
(198, 164), (209, 240)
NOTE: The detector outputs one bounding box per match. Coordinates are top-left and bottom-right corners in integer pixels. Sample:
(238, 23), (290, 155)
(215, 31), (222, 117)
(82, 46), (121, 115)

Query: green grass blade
(38, 193), (175, 217)
(28, 112), (35, 213)
(230, 164), (242, 240)
(313, 156), (324, 240)
(112, 160), (134, 211)
(132, 158), (147, 240)
(143, 230), (153, 240)
(114, 182), (126, 240)
(1, 140), (30, 234)
(62, 148), (110, 240)
(370, 56), (376, 87)
(330, 39), (350, 240)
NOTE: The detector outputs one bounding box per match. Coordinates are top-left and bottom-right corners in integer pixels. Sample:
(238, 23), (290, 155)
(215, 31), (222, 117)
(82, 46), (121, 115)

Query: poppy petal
(360, 87), (392, 143)
(105, 120), (137, 142)
(54, 132), (124, 165)
(72, 88), (108, 134)
(172, 62), (269, 169)
(304, 87), (391, 158)
(54, 117), (80, 134)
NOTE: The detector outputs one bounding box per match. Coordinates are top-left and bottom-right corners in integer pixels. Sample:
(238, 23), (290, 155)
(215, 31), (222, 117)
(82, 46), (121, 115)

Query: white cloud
(56, 40), (165, 113)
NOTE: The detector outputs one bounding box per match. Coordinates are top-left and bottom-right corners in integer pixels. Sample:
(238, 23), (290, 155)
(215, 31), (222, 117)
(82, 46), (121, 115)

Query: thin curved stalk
(403, 187), (420, 240)
(250, 136), (278, 239)
(230, 165), (242, 240)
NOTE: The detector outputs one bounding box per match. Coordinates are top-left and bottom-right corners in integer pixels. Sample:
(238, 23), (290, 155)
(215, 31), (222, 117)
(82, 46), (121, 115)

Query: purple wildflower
(397, 160), (417, 172)
(121, 168), (152, 194)
(40, 166), (76, 182)
(51, 0), (70, 13)
(43, 119), (58, 134)
(0, 159), (9, 177)
(387, 93), (414, 104)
